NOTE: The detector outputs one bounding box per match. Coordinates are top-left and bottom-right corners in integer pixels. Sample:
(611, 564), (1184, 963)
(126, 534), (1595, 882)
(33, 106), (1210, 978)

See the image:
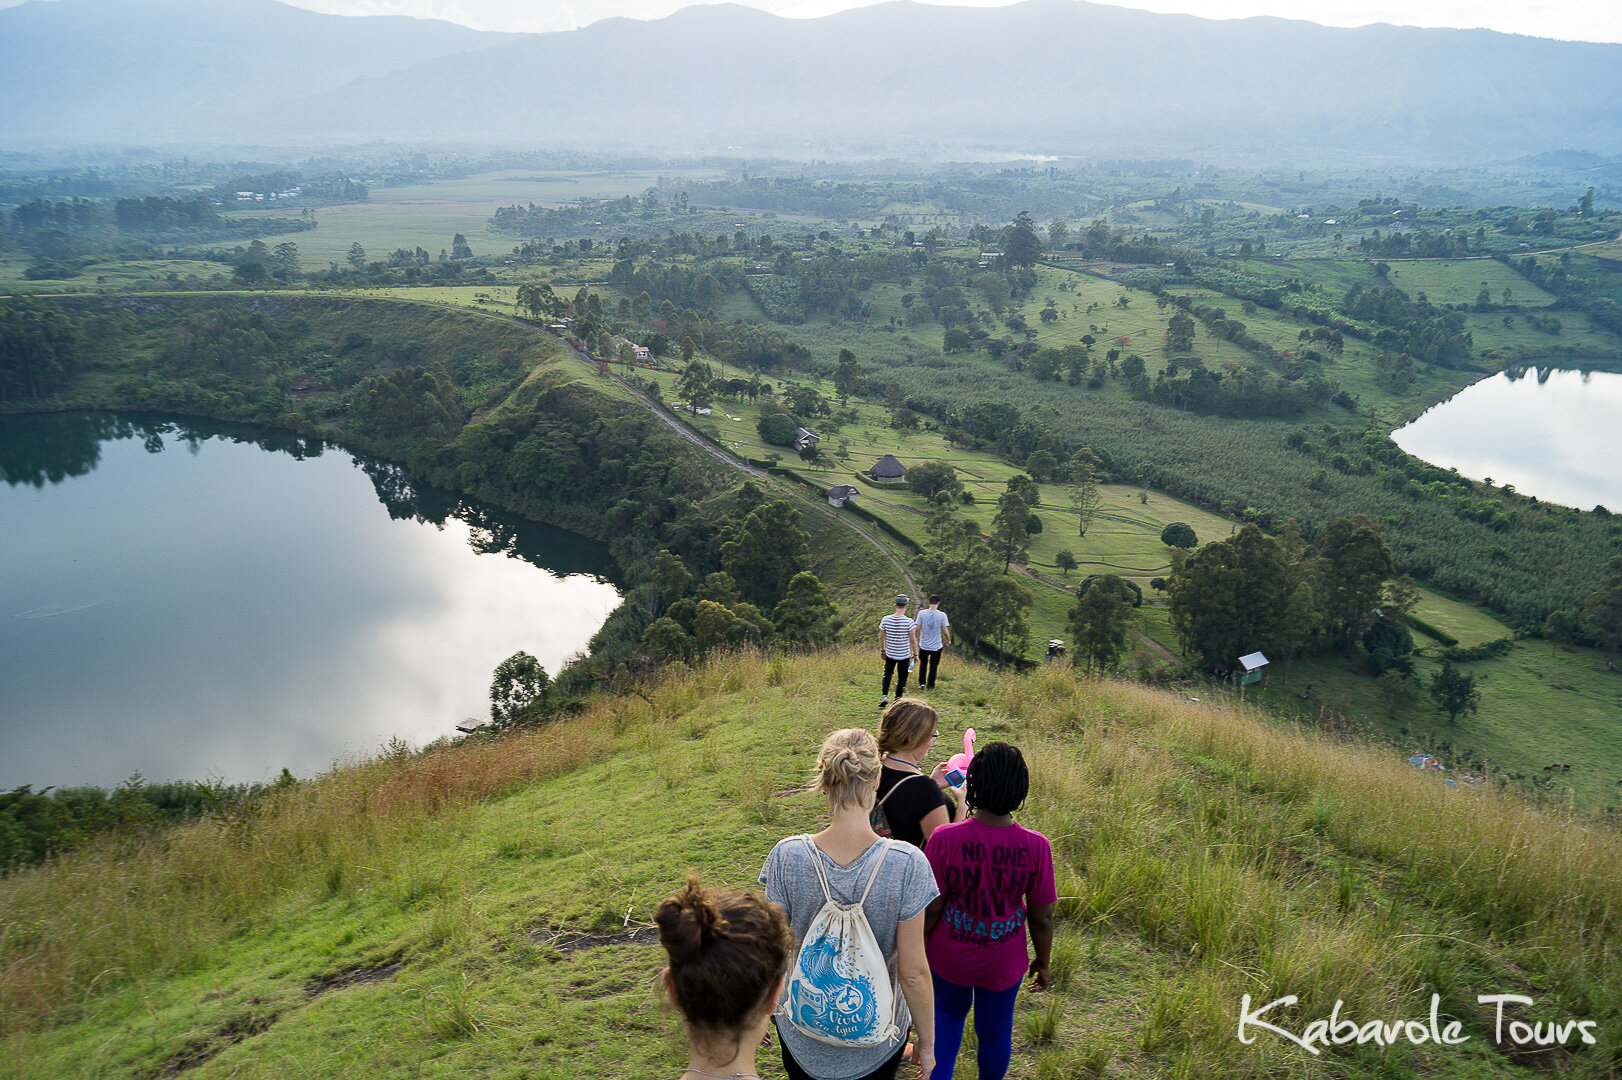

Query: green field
(1259, 639), (1622, 813)
(0, 257), (233, 291)
(238, 168), (728, 267)
(1379, 259), (1558, 308)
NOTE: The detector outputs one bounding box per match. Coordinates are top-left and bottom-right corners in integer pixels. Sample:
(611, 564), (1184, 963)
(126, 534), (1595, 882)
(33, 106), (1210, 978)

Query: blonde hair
(817, 728), (882, 811)
(878, 699), (937, 755)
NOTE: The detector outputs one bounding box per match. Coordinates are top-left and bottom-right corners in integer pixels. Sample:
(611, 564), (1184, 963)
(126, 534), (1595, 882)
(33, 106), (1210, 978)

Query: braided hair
(964, 740), (1029, 816)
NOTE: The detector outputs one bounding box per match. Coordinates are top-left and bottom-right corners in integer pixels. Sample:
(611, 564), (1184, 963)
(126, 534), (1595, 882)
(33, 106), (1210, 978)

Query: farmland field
(1380, 258), (1558, 307)
(224, 167), (729, 266)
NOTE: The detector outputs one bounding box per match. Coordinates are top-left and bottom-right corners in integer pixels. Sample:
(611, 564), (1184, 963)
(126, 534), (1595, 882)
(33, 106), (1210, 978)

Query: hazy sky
(3, 0), (1615, 41)
(249, 0), (1622, 43)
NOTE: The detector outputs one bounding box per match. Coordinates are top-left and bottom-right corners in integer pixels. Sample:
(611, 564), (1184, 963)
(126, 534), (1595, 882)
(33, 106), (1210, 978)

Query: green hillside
(4, 649), (1619, 1080)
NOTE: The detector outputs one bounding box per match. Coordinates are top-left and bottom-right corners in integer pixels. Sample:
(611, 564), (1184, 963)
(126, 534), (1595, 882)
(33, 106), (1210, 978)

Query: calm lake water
(0, 412), (620, 790)
(1391, 365), (1622, 511)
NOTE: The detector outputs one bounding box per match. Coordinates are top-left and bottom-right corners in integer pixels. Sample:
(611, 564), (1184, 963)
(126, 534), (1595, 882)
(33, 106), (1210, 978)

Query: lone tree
(1315, 516), (1395, 650)
(676, 360), (713, 414)
(1160, 522), (1198, 549)
(1067, 574), (1137, 676)
(1003, 211), (1042, 267)
(1054, 550), (1078, 576)
(489, 651), (548, 727)
(1429, 662), (1481, 723)
(773, 571), (840, 646)
(991, 489), (1034, 572)
(833, 349), (863, 403)
(908, 461), (963, 502)
(756, 409), (797, 447)
(1066, 448), (1104, 535)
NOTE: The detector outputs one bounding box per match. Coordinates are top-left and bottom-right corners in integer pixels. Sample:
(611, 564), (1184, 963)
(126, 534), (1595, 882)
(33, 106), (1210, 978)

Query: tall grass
(4, 648), (1620, 1076)
(999, 666), (1622, 1075)
(0, 682), (662, 1040)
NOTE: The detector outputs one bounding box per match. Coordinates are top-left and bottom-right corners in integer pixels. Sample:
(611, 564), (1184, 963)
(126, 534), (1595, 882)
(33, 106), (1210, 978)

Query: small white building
(1235, 651), (1270, 686)
(827, 484), (858, 507)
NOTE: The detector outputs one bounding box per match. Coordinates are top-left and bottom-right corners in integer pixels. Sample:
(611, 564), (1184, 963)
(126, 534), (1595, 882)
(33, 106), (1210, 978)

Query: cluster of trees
(1340, 284), (1474, 369)
(8, 197), (103, 236)
(2, 773), (296, 870)
(1274, 424), (1621, 622)
(1358, 230), (1476, 259)
(640, 545), (840, 664)
(1143, 364), (1330, 419)
(606, 257), (742, 313)
(562, 287), (811, 375)
(207, 170), (366, 204)
(0, 301), (81, 402)
(114, 195), (224, 233)
(1066, 574), (1142, 675)
(742, 248), (917, 324)
(167, 308), (281, 380)
(353, 367), (465, 441)
(3, 194), (313, 280)
(908, 478), (1038, 662)
(232, 239), (303, 284)
(1167, 517), (1417, 688)
(1543, 555), (1622, 667)
(489, 191), (683, 237)
(1506, 254), (1622, 340)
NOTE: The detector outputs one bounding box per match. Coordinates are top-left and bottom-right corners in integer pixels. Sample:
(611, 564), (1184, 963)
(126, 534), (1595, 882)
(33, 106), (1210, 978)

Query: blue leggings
(929, 972), (1022, 1080)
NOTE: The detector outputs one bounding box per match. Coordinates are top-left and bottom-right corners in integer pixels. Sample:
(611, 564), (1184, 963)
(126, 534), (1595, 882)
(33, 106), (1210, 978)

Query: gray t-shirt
(760, 835), (939, 1080)
(915, 608), (950, 651)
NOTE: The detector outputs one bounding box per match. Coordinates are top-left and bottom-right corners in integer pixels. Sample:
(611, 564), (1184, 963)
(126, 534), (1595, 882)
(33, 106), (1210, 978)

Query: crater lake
(0, 412), (620, 790)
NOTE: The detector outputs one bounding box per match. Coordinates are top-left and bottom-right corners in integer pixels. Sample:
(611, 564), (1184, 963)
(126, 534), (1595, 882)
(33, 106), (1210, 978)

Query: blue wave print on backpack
(787, 930), (880, 1041)
(780, 837), (901, 1048)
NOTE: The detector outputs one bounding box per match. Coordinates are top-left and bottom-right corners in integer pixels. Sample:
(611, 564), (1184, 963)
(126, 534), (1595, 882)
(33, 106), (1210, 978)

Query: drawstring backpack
(780, 837), (904, 1048)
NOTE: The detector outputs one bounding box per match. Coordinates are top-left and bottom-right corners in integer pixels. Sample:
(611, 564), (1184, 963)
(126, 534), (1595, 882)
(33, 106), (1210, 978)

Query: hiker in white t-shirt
(911, 595), (951, 691)
(879, 595), (917, 707)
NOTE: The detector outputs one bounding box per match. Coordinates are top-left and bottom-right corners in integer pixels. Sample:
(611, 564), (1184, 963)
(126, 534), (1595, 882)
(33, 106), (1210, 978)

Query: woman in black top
(874, 699), (962, 848)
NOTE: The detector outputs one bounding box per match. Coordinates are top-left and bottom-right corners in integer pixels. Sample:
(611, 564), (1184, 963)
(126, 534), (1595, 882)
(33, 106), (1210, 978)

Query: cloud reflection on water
(0, 414), (620, 789)
(1391, 367), (1622, 511)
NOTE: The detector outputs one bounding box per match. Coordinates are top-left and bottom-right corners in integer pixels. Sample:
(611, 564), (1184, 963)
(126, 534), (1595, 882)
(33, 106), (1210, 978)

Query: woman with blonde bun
(656, 876), (794, 1080)
(759, 728), (939, 1080)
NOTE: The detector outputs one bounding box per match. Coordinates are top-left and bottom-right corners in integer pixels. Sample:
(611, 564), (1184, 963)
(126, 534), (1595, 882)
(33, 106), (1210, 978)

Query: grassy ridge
(4, 650), (1619, 1079)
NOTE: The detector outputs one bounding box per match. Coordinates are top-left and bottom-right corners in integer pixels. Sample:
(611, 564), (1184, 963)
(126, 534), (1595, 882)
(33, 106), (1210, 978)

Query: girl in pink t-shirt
(921, 742), (1056, 1080)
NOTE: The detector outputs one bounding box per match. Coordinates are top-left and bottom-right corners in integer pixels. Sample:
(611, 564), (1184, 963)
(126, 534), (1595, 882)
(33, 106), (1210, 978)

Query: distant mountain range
(3, 0), (1620, 163)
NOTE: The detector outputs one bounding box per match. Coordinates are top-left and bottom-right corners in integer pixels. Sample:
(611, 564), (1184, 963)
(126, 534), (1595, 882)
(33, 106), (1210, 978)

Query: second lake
(1391, 365), (1622, 512)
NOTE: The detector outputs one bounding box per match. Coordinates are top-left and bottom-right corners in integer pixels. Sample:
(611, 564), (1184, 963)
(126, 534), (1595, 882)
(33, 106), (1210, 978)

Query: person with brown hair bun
(656, 876), (794, 1080)
(759, 728), (939, 1080)
(875, 699), (962, 849)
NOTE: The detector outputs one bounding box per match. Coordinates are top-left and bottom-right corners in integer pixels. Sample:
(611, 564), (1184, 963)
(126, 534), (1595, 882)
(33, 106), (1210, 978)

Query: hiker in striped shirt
(880, 595), (917, 707)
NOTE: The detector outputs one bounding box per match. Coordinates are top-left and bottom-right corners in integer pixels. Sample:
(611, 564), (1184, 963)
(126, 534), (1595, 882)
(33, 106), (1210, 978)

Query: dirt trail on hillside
(542, 328), (917, 598)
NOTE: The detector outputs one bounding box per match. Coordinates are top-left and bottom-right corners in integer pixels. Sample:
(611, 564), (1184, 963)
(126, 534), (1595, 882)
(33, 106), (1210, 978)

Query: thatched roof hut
(869, 454), (907, 482)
